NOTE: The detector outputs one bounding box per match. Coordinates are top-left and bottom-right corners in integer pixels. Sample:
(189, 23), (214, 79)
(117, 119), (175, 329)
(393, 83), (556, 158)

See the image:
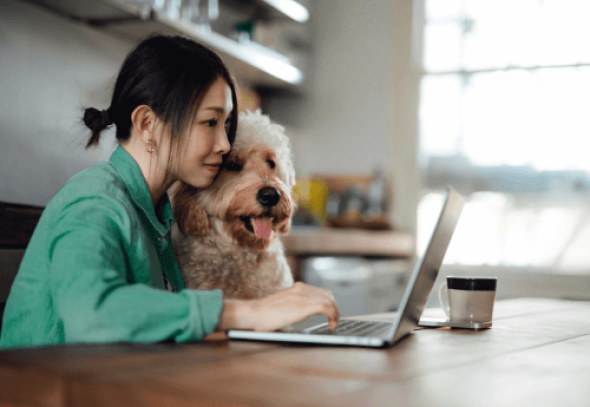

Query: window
(416, 0), (590, 273)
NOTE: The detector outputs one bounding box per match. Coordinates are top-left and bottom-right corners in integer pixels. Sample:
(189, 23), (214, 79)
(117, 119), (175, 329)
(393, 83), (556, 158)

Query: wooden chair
(0, 202), (43, 334)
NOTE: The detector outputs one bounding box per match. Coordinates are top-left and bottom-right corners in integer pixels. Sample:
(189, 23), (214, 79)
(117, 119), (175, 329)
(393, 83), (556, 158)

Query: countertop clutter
(292, 172), (394, 231)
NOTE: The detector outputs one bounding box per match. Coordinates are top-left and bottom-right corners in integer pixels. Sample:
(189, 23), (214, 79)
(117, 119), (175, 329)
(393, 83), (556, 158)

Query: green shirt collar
(110, 145), (174, 236)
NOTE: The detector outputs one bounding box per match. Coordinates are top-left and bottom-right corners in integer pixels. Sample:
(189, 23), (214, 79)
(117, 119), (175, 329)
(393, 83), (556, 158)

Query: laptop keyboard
(308, 320), (393, 337)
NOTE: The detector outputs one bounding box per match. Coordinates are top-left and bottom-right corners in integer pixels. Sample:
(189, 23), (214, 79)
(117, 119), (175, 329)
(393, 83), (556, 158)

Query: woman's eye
(267, 159), (276, 169)
(226, 161), (242, 172)
(224, 118), (231, 129)
(206, 118), (218, 127)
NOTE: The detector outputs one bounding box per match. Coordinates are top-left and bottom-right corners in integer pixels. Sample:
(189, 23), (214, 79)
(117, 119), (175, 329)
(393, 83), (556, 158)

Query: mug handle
(438, 282), (451, 319)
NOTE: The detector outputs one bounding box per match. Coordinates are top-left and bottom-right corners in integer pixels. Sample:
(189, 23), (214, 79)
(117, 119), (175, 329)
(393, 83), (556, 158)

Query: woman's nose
(216, 129), (231, 155)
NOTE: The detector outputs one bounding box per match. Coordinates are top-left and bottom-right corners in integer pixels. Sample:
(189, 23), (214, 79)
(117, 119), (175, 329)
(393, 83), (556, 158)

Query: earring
(146, 139), (155, 153)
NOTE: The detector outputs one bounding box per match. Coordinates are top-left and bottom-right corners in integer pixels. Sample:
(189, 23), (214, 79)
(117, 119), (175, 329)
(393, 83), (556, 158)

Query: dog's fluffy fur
(170, 110), (296, 299)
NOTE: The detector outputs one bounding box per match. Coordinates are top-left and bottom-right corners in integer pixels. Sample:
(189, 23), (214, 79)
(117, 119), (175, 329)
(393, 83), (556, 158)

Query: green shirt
(0, 146), (223, 348)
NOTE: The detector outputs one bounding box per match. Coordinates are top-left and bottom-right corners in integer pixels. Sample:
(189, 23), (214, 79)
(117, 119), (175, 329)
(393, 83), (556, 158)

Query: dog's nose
(257, 187), (281, 208)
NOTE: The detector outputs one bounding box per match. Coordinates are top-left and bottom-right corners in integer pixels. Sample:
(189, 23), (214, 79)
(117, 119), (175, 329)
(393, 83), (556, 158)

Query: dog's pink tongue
(252, 217), (272, 239)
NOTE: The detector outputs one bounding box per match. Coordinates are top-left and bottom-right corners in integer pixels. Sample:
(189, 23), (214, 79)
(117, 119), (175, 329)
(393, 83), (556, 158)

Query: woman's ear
(130, 105), (156, 144)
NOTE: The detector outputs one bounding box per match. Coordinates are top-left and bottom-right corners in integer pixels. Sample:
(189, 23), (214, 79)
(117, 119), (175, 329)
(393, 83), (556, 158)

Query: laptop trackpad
(280, 315), (330, 333)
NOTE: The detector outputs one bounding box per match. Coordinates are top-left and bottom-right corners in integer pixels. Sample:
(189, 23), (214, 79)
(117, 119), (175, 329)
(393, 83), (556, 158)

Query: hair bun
(83, 107), (112, 129)
(83, 107), (113, 148)
(101, 109), (113, 126)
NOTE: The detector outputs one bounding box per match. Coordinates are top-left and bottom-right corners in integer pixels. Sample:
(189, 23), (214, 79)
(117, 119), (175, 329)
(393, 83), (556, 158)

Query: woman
(0, 35), (338, 348)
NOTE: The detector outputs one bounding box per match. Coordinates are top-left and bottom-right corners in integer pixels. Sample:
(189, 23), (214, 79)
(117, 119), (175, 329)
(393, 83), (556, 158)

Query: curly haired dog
(170, 110), (296, 299)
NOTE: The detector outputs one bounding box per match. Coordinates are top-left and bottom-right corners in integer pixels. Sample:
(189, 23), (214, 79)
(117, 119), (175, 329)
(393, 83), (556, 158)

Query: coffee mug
(438, 276), (497, 322)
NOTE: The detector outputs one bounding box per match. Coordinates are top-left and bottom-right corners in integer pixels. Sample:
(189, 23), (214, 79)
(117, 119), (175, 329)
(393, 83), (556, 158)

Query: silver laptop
(228, 186), (466, 348)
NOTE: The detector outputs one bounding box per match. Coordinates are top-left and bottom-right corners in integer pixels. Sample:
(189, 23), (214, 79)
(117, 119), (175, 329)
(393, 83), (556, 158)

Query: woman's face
(173, 77), (233, 189)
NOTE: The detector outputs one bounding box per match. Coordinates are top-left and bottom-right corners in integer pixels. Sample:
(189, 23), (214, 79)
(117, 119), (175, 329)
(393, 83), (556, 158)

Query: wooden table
(1, 298), (590, 407)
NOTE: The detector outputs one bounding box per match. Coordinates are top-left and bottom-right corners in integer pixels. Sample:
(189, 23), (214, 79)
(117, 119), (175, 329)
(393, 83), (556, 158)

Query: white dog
(171, 110), (296, 299)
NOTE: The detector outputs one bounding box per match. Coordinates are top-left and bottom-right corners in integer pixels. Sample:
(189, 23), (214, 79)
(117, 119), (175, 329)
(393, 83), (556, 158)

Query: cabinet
(282, 227), (415, 316)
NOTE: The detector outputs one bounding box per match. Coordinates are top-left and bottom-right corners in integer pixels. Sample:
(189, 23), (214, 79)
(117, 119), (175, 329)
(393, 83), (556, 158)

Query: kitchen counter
(282, 227), (415, 281)
(283, 227), (414, 257)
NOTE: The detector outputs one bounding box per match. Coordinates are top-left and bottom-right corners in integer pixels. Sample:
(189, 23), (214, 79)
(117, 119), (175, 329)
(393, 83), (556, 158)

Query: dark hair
(83, 34), (238, 161)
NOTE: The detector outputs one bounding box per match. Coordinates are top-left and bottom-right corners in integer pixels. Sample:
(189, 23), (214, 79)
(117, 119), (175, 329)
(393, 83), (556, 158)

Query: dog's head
(172, 110), (296, 251)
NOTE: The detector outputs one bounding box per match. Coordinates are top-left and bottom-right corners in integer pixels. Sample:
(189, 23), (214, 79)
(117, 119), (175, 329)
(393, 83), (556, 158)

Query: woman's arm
(48, 196), (222, 344)
(215, 282), (339, 332)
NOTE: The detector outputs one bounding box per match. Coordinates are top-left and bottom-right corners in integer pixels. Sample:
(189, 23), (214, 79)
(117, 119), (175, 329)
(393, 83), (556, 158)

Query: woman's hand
(215, 282), (340, 332)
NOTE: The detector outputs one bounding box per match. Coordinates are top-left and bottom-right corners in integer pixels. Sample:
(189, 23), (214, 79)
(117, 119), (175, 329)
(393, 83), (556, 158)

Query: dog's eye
(226, 161), (242, 172)
(267, 159), (276, 169)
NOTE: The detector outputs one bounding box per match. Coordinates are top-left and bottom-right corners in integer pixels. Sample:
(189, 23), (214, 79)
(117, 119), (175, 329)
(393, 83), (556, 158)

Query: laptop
(227, 186), (466, 348)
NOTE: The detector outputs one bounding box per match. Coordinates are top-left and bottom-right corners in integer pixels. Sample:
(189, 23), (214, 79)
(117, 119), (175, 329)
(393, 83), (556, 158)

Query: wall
(285, 0), (421, 236)
(0, 0), (422, 238)
(0, 0), (133, 206)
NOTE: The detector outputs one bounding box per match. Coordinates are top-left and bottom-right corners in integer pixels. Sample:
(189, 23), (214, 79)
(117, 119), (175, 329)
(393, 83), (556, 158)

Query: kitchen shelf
(147, 10), (303, 85)
(219, 0), (309, 23)
(259, 0), (309, 23)
(26, 0), (307, 89)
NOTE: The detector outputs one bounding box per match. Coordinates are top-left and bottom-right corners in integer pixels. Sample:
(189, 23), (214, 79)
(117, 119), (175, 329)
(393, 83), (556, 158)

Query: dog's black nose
(257, 187), (281, 208)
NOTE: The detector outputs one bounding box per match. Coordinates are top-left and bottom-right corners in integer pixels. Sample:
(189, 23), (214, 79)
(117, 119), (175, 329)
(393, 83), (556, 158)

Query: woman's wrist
(215, 298), (255, 331)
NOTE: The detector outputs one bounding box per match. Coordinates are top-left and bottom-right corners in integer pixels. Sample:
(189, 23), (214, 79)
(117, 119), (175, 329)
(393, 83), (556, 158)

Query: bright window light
(418, 0), (590, 273)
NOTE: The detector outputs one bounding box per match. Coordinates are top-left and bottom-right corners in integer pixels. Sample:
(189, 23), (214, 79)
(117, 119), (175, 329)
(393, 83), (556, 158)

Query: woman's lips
(205, 164), (220, 173)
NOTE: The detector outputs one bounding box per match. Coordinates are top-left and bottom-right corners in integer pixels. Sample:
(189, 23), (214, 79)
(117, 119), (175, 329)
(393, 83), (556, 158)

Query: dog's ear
(182, 205), (210, 237)
(171, 183), (210, 237)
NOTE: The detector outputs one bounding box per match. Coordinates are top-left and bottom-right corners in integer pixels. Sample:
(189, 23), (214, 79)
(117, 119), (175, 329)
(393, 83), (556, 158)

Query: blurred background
(2, 0), (590, 317)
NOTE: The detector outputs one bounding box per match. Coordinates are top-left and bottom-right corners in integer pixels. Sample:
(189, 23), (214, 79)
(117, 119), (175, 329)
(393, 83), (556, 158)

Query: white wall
(288, 0), (421, 235)
(0, 0), (421, 238)
(0, 0), (133, 206)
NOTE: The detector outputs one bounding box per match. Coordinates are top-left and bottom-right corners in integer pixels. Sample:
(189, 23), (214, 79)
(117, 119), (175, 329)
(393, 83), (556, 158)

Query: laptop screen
(388, 186), (465, 345)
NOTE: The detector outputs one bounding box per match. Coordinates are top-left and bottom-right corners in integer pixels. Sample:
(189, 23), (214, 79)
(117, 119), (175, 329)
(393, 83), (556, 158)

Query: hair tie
(101, 109), (113, 126)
